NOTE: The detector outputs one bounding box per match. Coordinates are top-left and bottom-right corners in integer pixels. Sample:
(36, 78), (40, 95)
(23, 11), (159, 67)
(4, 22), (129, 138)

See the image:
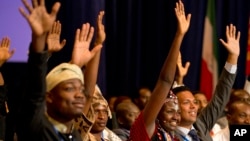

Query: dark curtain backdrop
(43, 0), (250, 98)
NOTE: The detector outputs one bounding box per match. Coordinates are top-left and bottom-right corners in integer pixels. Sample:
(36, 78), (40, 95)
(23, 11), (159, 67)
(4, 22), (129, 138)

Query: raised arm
(18, 0), (61, 139)
(82, 11), (105, 114)
(0, 37), (14, 116)
(142, 0), (191, 137)
(19, 0), (61, 52)
(198, 24), (240, 130)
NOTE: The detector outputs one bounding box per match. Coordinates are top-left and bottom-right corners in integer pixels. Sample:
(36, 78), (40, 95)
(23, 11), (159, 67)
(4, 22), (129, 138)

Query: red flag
(200, 0), (218, 101)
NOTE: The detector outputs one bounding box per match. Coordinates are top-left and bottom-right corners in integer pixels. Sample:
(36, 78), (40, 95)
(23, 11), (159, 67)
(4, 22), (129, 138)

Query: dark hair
(113, 96), (132, 111)
(172, 85), (192, 95)
(227, 99), (250, 114)
(192, 90), (206, 96)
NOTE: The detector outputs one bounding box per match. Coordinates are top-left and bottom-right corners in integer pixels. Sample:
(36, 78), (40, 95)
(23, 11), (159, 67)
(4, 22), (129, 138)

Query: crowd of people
(0, 0), (249, 141)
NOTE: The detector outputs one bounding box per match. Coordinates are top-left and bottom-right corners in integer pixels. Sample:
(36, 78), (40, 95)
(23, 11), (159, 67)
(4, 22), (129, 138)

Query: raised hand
(175, 0), (191, 34)
(71, 23), (102, 67)
(177, 51), (190, 78)
(0, 37), (15, 67)
(19, 0), (61, 36)
(219, 24), (241, 57)
(94, 11), (106, 46)
(47, 21), (66, 53)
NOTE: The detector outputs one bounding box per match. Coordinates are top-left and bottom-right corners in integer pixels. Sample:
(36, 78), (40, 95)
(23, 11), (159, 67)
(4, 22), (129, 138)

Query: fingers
(226, 24), (240, 40)
(79, 23), (94, 42)
(0, 37), (14, 60)
(186, 14), (192, 23)
(184, 62), (190, 70)
(39, 0), (45, 6)
(32, 0), (38, 7)
(175, 0), (184, 16)
(50, 2), (61, 19)
(236, 31), (241, 41)
(19, 7), (29, 20)
(86, 27), (94, 42)
(179, 0), (185, 14)
(9, 49), (16, 58)
(228, 24), (235, 38)
(60, 39), (67, 48)
(99, 11), (105, 22)
(75, 24), (92, 43)
(57, 21), (62, 34)
(49, 21), (61, 34)
(74, 29), (80, 42)
(91, 44), (103, 55)
(219, 39), (226, 47)
(97, 11), (105, 29)
(50, 22), (56, 34)
(22, 0), (33, 13)
(0, 37), (10, 48)
(225, 25), (230, 39)
(80, 23), (88, 41)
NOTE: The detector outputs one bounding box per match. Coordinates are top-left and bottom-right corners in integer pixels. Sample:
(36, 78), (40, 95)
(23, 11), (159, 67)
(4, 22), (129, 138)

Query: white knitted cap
(46, 63), (84, 92)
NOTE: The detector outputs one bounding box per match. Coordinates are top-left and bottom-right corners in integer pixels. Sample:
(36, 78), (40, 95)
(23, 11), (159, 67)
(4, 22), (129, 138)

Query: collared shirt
(211, 124), (229, 141)
(102, 127), (122, 141)
(88, 127), (122, 141)
(176, 126), (196, 141)
(224, 62), (237, 74)
(46, 113), (71, 133)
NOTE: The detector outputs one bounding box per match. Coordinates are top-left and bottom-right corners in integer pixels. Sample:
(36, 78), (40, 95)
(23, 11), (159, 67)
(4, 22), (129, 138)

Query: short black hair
(172, 85), (192, 95)
(192, 90), (206, 96)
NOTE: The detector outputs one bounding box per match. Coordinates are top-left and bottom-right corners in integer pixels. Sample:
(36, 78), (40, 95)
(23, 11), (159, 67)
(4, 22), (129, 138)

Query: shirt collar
(176, 126), (196, 138)
(45, 113), (69, 133)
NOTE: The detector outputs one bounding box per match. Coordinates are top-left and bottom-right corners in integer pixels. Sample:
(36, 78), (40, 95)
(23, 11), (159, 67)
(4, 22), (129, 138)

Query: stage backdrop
(0, 0), (249, 99)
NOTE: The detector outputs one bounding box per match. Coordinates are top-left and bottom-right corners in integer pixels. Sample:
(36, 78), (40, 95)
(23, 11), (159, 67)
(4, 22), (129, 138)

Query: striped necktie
(188, 129), (200, 141)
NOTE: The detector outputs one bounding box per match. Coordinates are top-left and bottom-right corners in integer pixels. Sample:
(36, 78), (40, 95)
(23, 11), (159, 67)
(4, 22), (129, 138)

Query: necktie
(188, 129), (200, 141)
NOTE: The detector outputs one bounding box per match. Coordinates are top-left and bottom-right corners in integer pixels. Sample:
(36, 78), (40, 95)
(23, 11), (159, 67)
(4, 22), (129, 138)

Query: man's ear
(46, 92), (53, 103)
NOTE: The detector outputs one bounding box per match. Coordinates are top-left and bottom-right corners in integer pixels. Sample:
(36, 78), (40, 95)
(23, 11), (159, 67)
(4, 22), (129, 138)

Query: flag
(200, 0), (218, 101)
(244, 18), (250, 93)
